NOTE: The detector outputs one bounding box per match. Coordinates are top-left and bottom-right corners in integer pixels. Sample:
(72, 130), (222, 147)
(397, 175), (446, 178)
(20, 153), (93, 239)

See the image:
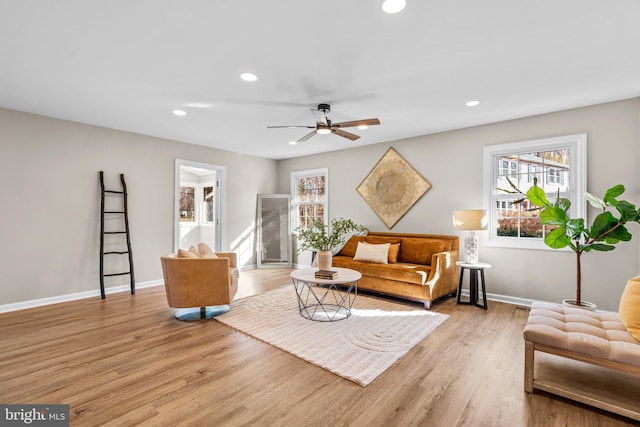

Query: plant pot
(317, 250), (332, 271)
(562, 299), (597, 311)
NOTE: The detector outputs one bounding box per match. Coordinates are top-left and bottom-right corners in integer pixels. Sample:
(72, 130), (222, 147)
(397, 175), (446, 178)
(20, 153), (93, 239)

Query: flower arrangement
(296, 218), (366, 252)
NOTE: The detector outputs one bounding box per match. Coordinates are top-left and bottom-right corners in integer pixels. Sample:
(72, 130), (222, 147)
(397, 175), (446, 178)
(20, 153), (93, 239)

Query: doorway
(174, 159), (226, 253)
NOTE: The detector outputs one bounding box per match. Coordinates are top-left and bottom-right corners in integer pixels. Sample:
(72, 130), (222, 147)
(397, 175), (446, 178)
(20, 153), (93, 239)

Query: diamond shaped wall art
(357, 147), (432, 229)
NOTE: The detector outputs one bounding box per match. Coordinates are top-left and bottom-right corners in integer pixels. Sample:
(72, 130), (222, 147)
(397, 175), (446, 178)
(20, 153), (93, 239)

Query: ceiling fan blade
(331, 118), (380, 128)
(332, 129), (360, 141)
(267, 125), (315, 129)
(311, 108), (329, 126)
(298, 131), (317, 142)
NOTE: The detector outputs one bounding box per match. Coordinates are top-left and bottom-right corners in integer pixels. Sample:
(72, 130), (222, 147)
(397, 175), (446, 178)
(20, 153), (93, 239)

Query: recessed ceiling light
(172, 109), (187, 116)
(184, 102), (214, 109)
(382, 0), (406, 14)
(357, 125), (369, 130)
(288, 141), (297, 145)
(240, 72), (258, 82)
(465, 100), (480, 107)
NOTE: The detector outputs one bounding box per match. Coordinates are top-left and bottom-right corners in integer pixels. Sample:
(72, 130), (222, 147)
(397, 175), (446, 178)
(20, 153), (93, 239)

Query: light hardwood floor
(1, 269), (637, 426)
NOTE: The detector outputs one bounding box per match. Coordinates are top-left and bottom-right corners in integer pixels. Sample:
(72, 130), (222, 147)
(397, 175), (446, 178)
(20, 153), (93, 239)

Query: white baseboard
(459, 289), (534, 308)
(0, 278), (540, 315)
(0, 280), (163, 314)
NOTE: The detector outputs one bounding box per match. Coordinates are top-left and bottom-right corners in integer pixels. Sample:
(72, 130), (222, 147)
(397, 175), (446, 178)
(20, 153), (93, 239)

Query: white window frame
(290, 167), (329, 232)
(483, 133), (587, 250)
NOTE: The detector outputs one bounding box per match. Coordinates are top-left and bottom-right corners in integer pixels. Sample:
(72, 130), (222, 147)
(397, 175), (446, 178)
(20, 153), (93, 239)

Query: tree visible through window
(179, 186), (195, 222)
(291, 168), (328, 229)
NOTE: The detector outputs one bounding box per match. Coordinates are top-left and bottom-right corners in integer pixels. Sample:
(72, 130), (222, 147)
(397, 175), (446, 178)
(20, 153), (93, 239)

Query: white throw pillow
(353, 242), (390, 264)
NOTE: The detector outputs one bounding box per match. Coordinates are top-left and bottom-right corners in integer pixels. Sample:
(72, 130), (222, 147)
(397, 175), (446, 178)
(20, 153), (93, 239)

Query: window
(291, 168), (328, 230)
(483, 134), (586, 250)
(179, 186), (195, 222)
(203, 185), (214, 223)
(179, 183), (216, 224)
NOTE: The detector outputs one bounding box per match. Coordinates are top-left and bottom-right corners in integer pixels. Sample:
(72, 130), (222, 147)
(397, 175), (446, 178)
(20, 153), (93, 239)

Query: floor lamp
(453, 209), (488, 264)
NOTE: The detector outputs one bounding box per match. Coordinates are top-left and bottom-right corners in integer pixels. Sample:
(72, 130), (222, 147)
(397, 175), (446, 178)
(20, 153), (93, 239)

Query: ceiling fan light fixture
(382, 0), (406, 14)
(268, 103), (380, 143)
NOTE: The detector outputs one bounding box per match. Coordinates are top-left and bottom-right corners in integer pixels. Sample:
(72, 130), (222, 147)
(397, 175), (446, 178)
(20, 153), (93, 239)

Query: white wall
(0, 108), (278, 305)
(277, 98), (640, 311)
(3, 99), (639, 311)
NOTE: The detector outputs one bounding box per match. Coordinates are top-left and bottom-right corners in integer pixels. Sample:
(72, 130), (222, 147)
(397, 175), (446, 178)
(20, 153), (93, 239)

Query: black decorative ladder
(99, 171), (135, 299)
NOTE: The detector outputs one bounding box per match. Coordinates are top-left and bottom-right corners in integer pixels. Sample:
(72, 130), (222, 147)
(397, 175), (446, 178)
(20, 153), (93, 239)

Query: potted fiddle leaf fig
(506, 178), (640, 308)
(296, 218), (366, 270)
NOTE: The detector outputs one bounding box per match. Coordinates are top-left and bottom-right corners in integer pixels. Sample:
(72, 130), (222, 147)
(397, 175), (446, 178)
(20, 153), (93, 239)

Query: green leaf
(585, 243), (616, 252)
(615, 200), (639, 222)
(557, 198), (571, 212)
(589, 211), (617, 238)
(604, 225), (632, 242)
(540, 206), (569, 226)
(544, 227), (570, 249)
(527, 185), (551, 208)
(603, 184), (625, 204)
(585, 192), (606, 209)
(565, 218), (585, 240)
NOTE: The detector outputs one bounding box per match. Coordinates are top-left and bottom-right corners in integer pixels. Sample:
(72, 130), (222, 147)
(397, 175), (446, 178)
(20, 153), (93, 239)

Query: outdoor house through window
(484, 134), (587, 250)
(291, 168), (328, 230)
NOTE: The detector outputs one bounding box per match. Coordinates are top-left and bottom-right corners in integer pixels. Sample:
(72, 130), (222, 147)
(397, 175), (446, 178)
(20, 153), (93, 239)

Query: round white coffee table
(290, 267), (362, 321)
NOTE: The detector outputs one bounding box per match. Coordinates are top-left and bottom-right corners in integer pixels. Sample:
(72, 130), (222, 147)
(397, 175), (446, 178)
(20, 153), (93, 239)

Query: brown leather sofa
(331, 232), (459, 309)
(160, 249), (239, 320)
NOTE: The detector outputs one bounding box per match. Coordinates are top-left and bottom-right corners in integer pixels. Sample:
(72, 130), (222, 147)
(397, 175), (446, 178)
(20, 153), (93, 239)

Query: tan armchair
(160, 251), (239, 320)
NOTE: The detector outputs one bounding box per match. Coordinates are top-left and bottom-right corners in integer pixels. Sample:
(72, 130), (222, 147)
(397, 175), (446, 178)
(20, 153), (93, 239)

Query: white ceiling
(1, 1), (639, 160)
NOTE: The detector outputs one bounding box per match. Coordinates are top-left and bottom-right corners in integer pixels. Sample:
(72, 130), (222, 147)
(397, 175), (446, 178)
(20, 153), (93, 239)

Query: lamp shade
(453, 209), (488, 231)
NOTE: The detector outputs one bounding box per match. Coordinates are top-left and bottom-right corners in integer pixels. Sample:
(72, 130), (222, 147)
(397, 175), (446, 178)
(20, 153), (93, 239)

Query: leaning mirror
(257, 194), (291, 268)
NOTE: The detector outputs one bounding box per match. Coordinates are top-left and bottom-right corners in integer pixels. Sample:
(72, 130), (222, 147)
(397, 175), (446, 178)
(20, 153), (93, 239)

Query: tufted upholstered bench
(524, 301), (640, 420)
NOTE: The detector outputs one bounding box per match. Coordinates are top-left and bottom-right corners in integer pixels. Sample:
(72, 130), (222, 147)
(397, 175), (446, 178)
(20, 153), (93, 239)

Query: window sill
(485, 237), (572, 252)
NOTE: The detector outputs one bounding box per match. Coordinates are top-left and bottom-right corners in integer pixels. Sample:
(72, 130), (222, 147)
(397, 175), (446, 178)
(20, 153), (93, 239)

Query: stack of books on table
(315, 270), (339, 280)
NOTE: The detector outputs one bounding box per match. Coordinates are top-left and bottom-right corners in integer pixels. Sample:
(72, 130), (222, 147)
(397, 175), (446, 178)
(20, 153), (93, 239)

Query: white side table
(456, 261), (491, 310)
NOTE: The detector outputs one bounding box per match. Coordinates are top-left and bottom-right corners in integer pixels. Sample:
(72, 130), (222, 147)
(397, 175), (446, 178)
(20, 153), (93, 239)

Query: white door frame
(174, 159), (226, 253)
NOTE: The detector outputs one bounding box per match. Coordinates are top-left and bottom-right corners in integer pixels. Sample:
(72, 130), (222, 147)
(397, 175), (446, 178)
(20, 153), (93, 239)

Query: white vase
(562, 299), (597, 311)
(317, 250), (332, 271)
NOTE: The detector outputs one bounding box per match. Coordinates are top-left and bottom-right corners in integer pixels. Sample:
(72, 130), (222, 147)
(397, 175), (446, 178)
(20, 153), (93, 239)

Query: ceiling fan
(268, 103), (380, 143)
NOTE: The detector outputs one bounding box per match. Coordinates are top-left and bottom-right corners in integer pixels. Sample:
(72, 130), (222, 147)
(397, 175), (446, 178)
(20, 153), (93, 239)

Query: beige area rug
(215, 286), (448, 386)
